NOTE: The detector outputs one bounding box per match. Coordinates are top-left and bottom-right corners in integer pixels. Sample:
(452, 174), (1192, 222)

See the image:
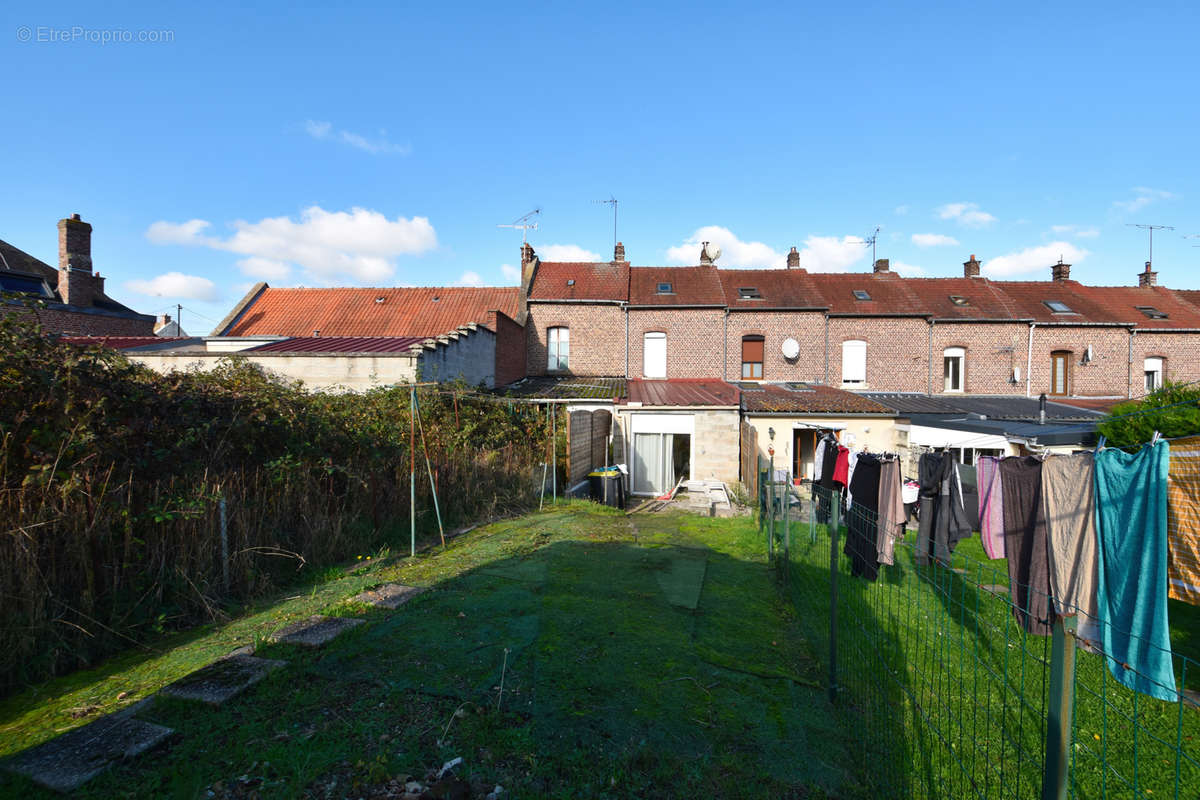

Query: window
(1044, 300), (1073, 313)
(853, 290), (872, 301)
(1145, 357), (1164, 392)
(1050, 350), (1071, 396)
(841, 340), (867, 384)
(741, 336), (764, 380)
(1136, 306), (1168, 319)
(943, 347), (965, 392)
(949, 295), (969, 306)
(547, 326), (569, 371)
(656, 282), (673, 294)
(643, 332), (667, 378)
(737, 287), (763, 299)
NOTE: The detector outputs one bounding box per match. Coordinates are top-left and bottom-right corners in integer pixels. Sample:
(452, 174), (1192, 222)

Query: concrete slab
(269, 615), (363, 647)
(159, 654), (285, 706)
(2, 713), (174, 792)
(979, 584), (1009, 595)
(349, 583), (425, 609)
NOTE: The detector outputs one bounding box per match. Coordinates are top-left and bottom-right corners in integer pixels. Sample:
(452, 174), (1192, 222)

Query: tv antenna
(497, 208), (541, 243)
(593, 196), (618, 248)
(1127, 223), (1174, 264)
(849, 226), (882, 266)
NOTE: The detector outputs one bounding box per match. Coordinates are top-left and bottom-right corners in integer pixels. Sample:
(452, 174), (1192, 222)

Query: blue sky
(2, 1), (1198, 332)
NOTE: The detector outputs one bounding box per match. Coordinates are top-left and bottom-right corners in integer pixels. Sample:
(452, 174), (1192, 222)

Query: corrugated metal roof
(625, 378), (740, 406)
(862, 392), (1105, 420)
(223, 287), (519, 337)
(245, 336), (425, 354)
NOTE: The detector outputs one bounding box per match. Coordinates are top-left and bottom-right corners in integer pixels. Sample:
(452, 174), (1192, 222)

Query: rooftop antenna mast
(1127, 223), (1174, 265)
(497, 208), (541, 244)
(849, 226), (882, 265)
(593, 196), (618, 248)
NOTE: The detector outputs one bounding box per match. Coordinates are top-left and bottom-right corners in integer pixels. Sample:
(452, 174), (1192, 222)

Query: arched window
(943, 346), (965, 392)
(547, 326), (569, 371)
(741, 335), (764, 380)
(643, 332), (666, 378)
(1145, 357), (1164, 392)
(1050, 350), (1071, 396)
(841, 340), (866, 385)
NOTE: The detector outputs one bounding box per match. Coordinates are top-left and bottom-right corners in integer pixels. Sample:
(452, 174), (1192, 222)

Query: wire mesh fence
(759, 470), (1200, 799)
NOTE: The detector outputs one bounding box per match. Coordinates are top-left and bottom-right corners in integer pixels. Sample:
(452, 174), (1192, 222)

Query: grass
(0, 503), (864, 799)
(775, 500), (1200, 799)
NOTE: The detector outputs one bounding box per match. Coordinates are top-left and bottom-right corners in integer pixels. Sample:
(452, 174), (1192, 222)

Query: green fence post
(1041, 614), (1078, 800)
(782, 480), (790, 582)
(828, 488), (839, 704)
(768, 480), (776, 560)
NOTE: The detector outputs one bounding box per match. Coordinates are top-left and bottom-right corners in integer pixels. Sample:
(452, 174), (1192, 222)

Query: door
(632, 432), (691, 495)
(1050, 351), (1070, 396)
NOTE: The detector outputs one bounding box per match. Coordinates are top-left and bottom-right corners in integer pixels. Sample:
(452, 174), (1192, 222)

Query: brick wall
(526, 303), (625, 376)
(1131, 332), (1200, 396)
(628, 308), (724, 378)
(5, 304), (155, 337)
(930, 322), (1026, 394)
(826, 317), (930, 390)
(490, 311), (527, 386)
(724, 311), (826, 382)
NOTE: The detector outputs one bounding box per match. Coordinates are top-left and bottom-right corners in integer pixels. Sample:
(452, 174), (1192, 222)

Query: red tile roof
(246, 336), (426, 354)
(900, 277), (1023, 320)
(628, 266), (726, 306)
(739, 382), (895, 414)
(719, 269), (826, 309)
(625, 378), (741, 407)
(528, 262), (628, 301)
(222, 287), (519, 338)
(805, 272), (925, 315)
(1068, 285), (1200, 329)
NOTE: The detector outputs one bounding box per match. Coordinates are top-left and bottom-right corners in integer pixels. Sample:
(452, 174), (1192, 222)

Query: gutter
(1026, 323), (1036, 398)
(623, 302), (630, 379)
(823, 313), (830, 384)
(527, 298), (626, 306)
(1128, 328), (1135, 399)
(722, 308), (729, 381)
(927, 319), (934, 394)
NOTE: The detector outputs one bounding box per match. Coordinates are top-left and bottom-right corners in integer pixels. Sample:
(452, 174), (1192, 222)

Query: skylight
(949, 295), (969, 306)
(853, 290), (871, 301)
(1044, 300), (1073, 313)
(566, 279), (575, 286)
(1136, 305), (1168, 319)
(737, 287), (763, 299)
(656, 282), (673, 294)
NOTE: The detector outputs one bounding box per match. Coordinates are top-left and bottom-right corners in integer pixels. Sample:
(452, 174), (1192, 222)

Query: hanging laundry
(977, 456), (1006, 559)
(844, 450), (860, 508)
(815, 437), (839, 524)
(832, 446), (850, 486)
(1000, 456), (1053, 636)
(1041, 454), (1100, 646)
(1095, 441), (1176, 702)
(957, 463), (980, 532)
(813, 437), (827, 483)
(1166, 435), (1200, 605)
(876, 458), (906, 566)
(916, 452), (972, 565)
(914, 452), (944, 565)
(845, 453), (882, 580)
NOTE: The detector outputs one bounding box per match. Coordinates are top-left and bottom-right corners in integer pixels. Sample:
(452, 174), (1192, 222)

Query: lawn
(0, 504), (865, 799)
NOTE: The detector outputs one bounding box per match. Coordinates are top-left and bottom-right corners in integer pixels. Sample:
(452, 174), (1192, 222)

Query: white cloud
(1112, 187), (1175, 214)
(500, 263), (520, 282)
(303, 119), (411, 156)
(539, 243), (603, 262)
(237, 257), (291, 280)
(937, 202), (996, 228)
(665, 226), (785, 267)
(794, 235), (869, 272)
(982, 241), (1088, 278)
(125, 272), (219, 302)
(894, 205), (910, 216)
(145, 219), (211, 245)
(891, 261), (928, 277)
(453, 271), (485, 287)
(911, 233), (960, 248)
(145, 206), (437, 285)
(1050, 224), (1100, 239)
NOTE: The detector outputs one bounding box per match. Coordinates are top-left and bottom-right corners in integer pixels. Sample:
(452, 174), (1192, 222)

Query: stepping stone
(980, 584), (1009, 595)
(349, 583), (425, 609)
(159, 654), (285, 706)
(269, 615), (363, 647)
(2, 712), (173, 792)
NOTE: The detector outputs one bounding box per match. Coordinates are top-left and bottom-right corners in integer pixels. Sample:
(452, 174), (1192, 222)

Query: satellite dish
(781, 338), (800, 360)
(702, 242), (721, 263)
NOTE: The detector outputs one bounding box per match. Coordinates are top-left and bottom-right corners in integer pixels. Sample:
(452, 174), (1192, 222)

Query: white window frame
(841, 340), (867, 385)
(1144, 357), (1164, 393)
(643, 331), (667, 378)
(547, 326), (569, 371)
(943, 346), (965, 393)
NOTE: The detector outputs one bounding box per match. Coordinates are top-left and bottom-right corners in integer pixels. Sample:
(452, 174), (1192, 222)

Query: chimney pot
(963, 254), (981, 278)
(786, 246), (800, 269)
(1139, 260), (1158, 287)
(699, 241), (712, 266)
(613, 241), (626, 262)
(873, 258), (890, 273)
(1051, 258), (1071, 282)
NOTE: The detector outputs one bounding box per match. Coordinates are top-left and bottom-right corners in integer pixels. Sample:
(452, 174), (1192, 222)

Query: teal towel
(1094, 441), (1177, 702)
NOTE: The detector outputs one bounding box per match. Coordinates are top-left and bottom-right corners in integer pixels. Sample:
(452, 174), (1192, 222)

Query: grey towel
(1041, 454), (1101, 645)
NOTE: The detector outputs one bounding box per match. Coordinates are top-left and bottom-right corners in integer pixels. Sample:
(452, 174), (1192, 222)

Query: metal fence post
(219, 496), (229, 591)
(1042, 614), (1078, 800)
(782, 479), (790, 580)
(828, 487), (839, 704)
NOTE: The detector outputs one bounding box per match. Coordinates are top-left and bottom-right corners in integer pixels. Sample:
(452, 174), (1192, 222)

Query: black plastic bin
(588, 468), (625, 509)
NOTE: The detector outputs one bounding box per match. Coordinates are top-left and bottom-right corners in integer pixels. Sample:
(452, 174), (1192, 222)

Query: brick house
(1, 214), (155, 336)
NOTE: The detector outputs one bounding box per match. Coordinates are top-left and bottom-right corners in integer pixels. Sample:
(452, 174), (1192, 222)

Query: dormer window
(1044, 300), (1073, 313)
(853, 290), (871, 301)
(1136, 306), (1167, 319)
(949, 295), (969, 306)
(656, 282), (673, 294)
(737, 287), (763, 299)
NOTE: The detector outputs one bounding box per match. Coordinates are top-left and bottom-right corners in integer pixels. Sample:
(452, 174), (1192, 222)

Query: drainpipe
(927, 319), (934, 394)
(1025, 322), (1036, 398)
(1127, 328), (1135, 399)
(723, 308), (729, 381)
(623, 302), (630, 379)
(823, 313), (830, 384)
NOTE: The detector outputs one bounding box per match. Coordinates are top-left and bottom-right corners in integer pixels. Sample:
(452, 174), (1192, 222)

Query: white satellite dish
(702, 242), (722, 263)
(781, 337), (800, 360)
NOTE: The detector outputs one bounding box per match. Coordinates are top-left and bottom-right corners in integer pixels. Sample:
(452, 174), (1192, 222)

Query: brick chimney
(873, 258), (890, 273)
(57, 214), (98, 307)
(786, 246), (800, 269)
(963, 254), (980, 278)
(699, 241), (713, 266)
(518, 242), (539, 323)
(1139, 261), (1157, 287)
(1051, 258), (1070, 282)
(613, 241), (626, 263)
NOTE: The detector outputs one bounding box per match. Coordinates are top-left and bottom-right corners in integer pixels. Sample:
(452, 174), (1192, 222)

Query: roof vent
(566, 279), (575, 286)
(375, 296), (385, 304)
(432, 295), (440, 302)
(313, 329), (320, 337)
